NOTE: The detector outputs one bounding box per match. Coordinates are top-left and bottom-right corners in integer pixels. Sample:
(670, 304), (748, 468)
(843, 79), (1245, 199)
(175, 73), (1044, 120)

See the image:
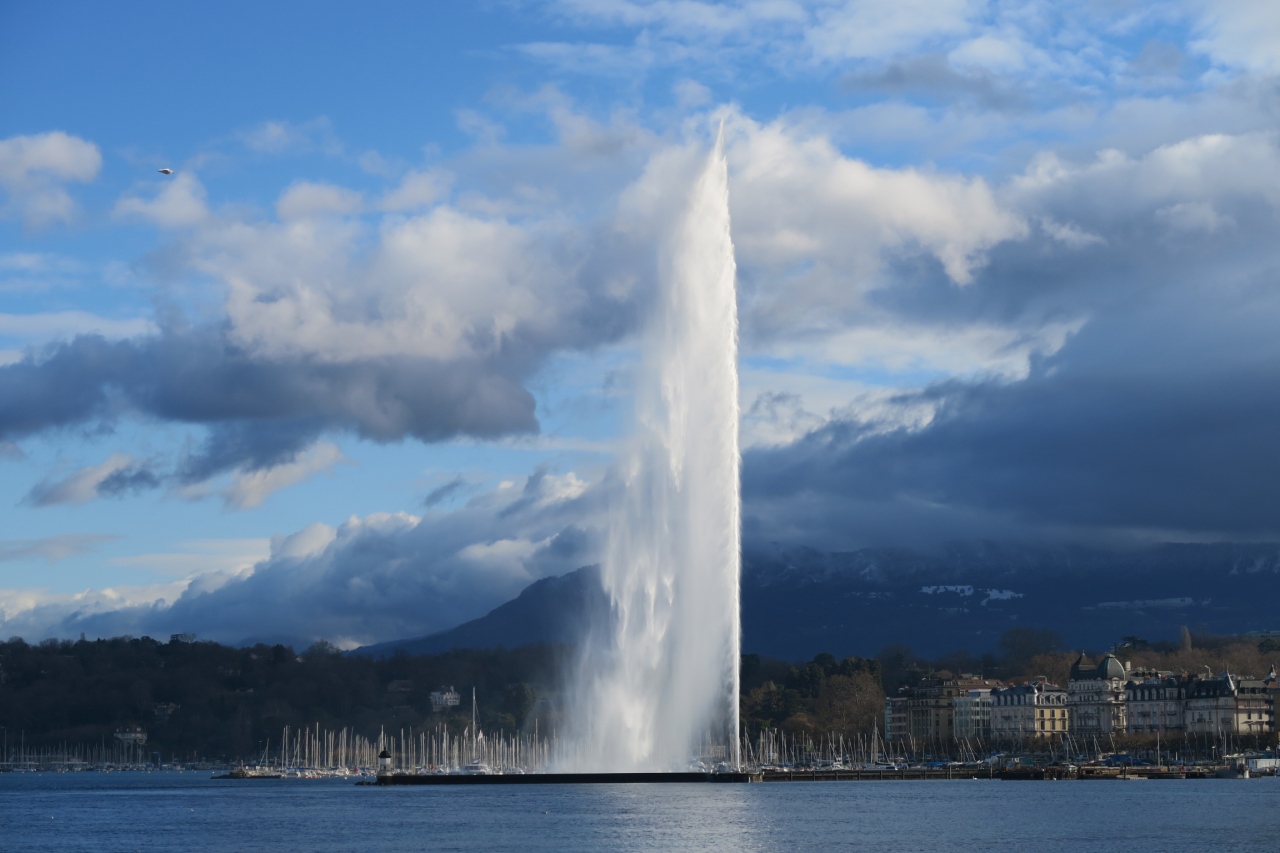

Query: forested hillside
(0, 635), (561, 761)
(3, 628), (1273, 761)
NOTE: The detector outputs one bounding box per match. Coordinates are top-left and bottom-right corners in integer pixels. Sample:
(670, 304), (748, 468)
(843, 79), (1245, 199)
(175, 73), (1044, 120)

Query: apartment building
(1185, 673), (1273, 736)
(1067, 653), (1128, 735)
(991, 680), (1069, 744)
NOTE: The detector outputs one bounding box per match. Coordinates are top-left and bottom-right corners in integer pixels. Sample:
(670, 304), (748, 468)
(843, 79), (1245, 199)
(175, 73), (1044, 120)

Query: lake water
(1, 772), (1276, 852)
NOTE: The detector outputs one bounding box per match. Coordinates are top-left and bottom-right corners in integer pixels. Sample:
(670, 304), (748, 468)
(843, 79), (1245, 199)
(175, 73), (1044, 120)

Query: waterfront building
(1067, 653), (1128, 735)
(884, 695), (908, 742)
(1125, 674), (1188, 733)
(889, 677), (1001, 743)
(885, 661), (1280, 748)
(953, 687), (995, 740)
(1185, 673), (1273, 736)
(114, 725), (147, 746)
(991, 680), (1069, 743)
(429, 686), (461, 711)
(905, 679), (953, 742)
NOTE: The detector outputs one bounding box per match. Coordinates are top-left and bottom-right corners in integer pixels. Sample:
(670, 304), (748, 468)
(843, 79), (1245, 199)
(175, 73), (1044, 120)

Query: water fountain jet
(567, 130), (741, 772)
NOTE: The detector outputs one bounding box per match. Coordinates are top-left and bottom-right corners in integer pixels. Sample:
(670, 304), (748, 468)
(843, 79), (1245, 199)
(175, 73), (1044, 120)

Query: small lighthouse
(377, 749), (393, 776)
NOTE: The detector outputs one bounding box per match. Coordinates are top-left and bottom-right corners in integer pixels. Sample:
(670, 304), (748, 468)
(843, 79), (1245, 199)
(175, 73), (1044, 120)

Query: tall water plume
(567, 133), (741, 771)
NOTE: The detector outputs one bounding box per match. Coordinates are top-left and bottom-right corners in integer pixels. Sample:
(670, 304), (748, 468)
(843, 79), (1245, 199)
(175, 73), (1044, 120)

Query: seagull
(158, 168), (174, 175)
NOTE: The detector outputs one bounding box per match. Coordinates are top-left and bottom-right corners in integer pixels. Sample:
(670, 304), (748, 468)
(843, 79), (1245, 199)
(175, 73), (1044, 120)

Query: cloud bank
(0, 469), (600, 647)
(6, 1), (1280, 644)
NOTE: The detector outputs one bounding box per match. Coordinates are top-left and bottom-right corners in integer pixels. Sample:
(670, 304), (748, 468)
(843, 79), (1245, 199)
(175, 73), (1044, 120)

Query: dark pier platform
(376, 772), (761, 785)
(373, 765), (1236, 785)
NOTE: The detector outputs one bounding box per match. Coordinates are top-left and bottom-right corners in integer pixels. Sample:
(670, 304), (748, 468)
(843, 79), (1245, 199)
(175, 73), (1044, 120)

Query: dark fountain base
(375, 772), (760, 785)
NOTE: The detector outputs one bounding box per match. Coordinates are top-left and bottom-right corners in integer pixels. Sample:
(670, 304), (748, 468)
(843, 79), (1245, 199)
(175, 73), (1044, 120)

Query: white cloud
(0, 253), (85, 295)
(276, 181), (363, 220)
(731, 115), (1025, 283)
(948, 32), (1033, 73)
(736, 313), (1085, 448)
(113, 172), (210, 228)
(779, 318), (1086, 380)
(740, 385), (831, 447)
(139, 101), (1073, 408)
(0, 131), (101, 228)
(529, 470), (590, 505)
(211, 204), (568, 363)
(0, 132), (100, 183)
(457, 536), (541, 567)
(1039, 217), (1105, 248)
(379, 169), (450, 212)
(358, 150), (398, 176)
(455, 108), (508, 144)
(713, 111), (1027, 341)
(673, 79), (713, 109)
(0, 252), (82, 274)
(223, 441), (347, 510)
(25, 454), (149, 507)
(1191, 0), (1280, 72)
(1007, 132), (1280, 220)
(0, 468), (602, 645)
(238, 117), (342, 155)
(550, 0), (806, 37)
(270, 522), (337, 560)
(545, 0), (985, 67)
(0, 581), (191, 626)
(1156, 200), (1233, 233)
(808, 0), (980, 62)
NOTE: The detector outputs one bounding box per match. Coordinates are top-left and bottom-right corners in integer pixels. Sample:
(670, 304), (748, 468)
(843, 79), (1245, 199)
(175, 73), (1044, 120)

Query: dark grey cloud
(1129, 40), (1189, 78)
(744, 272), (1280, 549)
(177, 419), (329, 483)
(22, 454), (161, 507)
(1, 188), (653, 494)
(0, 326), (541, 478)
(746, 376), (1280, 549)
(741, 129), (1280, 551)
(422, 476), (468, 508)
(842, 55), (1032, 111)
(96, 465), (163, 496)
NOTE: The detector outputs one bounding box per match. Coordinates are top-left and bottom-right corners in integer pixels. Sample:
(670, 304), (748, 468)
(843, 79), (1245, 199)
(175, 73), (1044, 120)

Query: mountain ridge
(353, 542), (1280, 660)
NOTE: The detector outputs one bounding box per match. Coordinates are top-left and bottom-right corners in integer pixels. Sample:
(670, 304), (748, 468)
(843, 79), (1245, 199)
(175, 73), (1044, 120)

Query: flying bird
(158, 168), (173, 175)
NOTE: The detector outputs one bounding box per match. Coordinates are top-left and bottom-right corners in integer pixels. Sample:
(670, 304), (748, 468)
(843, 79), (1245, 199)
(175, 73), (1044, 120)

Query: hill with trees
(2, 627), (1274, 762)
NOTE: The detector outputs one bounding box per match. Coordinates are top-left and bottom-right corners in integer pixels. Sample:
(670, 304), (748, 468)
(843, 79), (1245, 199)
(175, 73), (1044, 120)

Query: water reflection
(2, 773), (1278, 853)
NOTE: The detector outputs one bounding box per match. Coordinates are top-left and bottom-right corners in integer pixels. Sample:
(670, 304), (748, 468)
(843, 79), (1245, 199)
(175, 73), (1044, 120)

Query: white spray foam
(566, 133), (741, 771)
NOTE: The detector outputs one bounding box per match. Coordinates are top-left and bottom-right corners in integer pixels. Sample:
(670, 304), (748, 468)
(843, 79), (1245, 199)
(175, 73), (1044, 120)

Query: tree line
(0, 635), (560, 762)
(3, 628), (1273, 761)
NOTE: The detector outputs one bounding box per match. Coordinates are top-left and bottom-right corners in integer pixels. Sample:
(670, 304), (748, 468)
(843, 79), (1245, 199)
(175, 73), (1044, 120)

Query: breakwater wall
(372, 765), (1242, 785)
(375, 771), (761, 785)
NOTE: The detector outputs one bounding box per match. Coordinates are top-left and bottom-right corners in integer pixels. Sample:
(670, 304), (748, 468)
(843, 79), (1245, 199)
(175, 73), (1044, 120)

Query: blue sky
(4, 1), (1280, 646)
